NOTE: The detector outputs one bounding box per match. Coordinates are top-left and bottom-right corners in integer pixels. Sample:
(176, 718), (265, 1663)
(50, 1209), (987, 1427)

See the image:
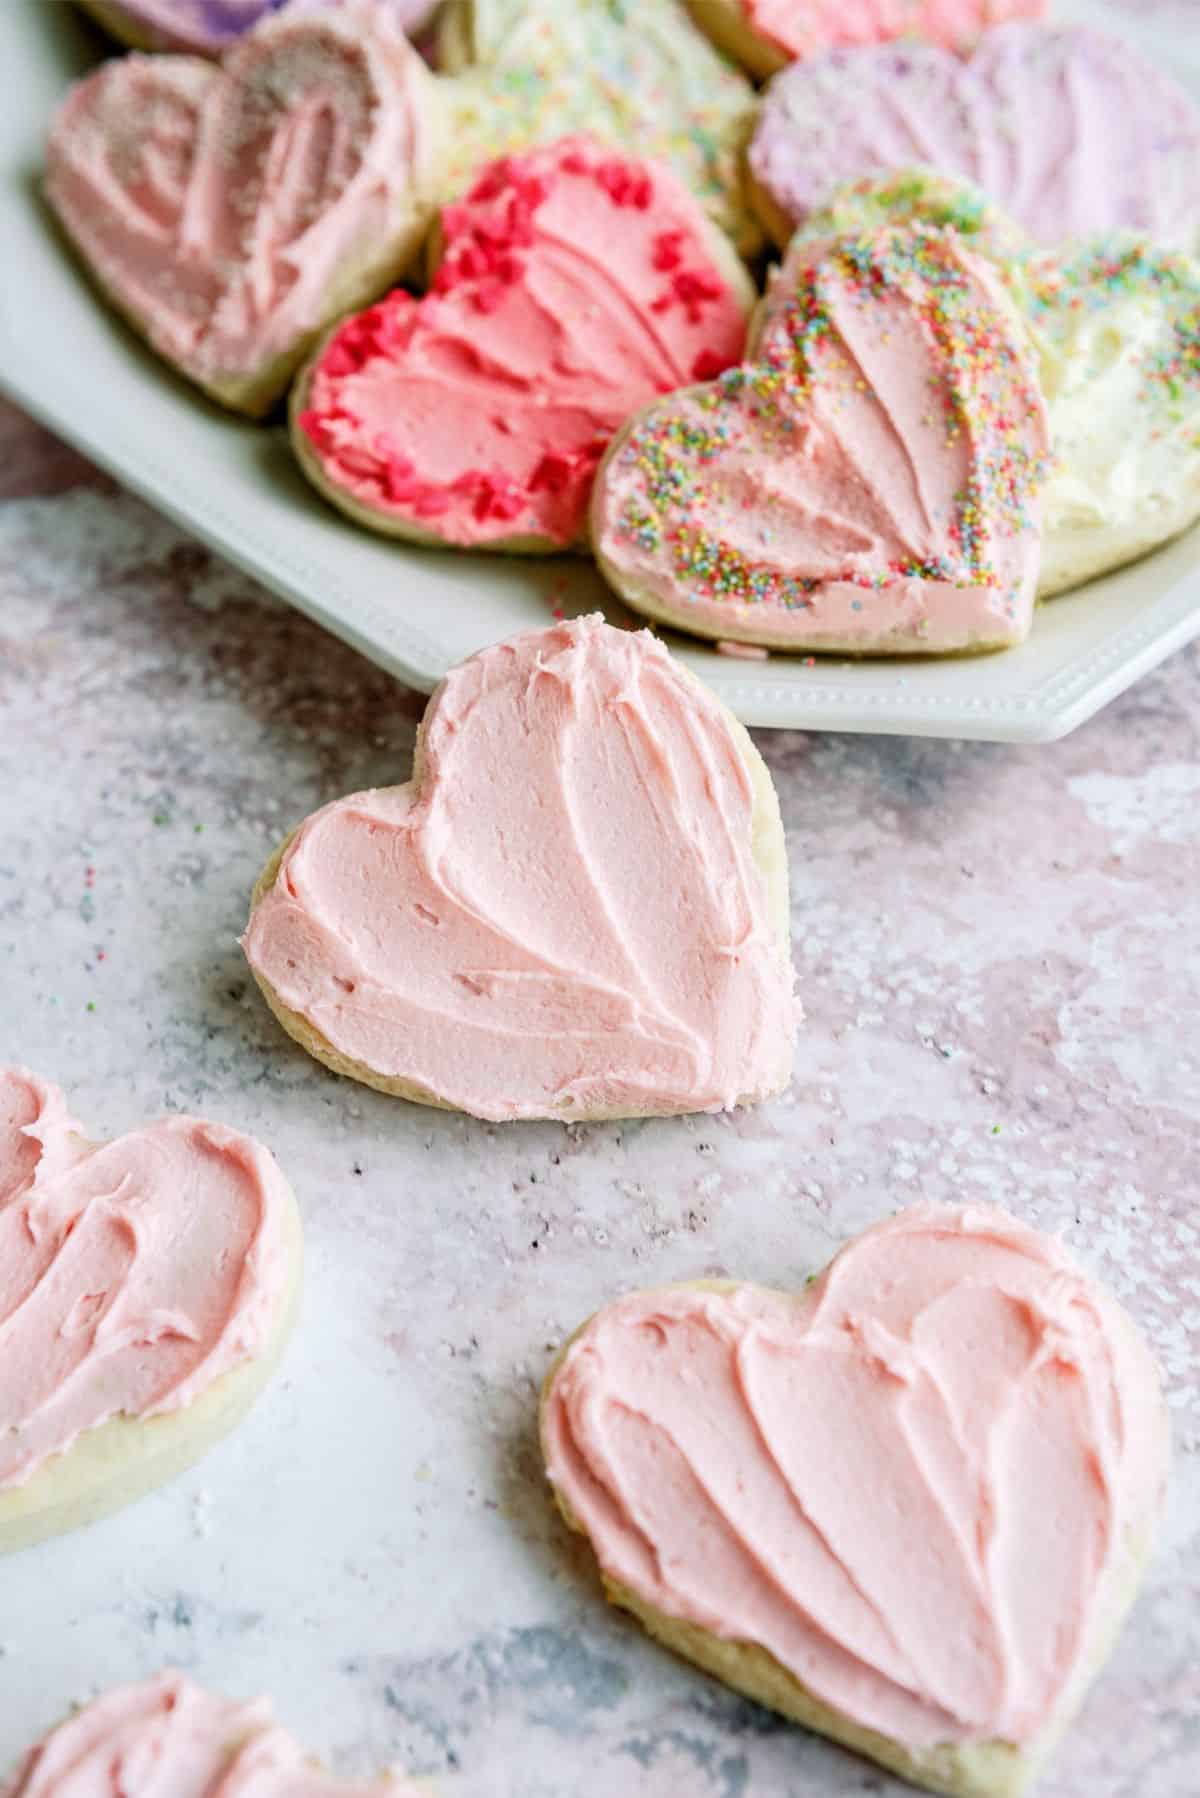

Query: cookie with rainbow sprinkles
(438, 0), (762, 256)
(592, 221), (1050, 655)
(788, 172), (1200, 598)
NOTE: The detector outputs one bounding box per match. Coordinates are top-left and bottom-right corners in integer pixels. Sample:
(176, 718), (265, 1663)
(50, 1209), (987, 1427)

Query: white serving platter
(2, 0), (1198, 741)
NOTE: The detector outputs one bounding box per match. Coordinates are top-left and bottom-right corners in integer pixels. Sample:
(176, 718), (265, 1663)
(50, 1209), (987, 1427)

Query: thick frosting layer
(2, 1671), (418, 1796)
(1020, 240), (1200, 591)
(46, 8), (436, 393)
(593, 224), (1049, 653)
(790, 174), (1200, 593)
(442, 0), (760, 254)
(0, 1068), (291, 1491)
(740, 0), (1044, 63)
(242, 616), (795, 1121)
(89, 0), (436, 56)
(749, 25), (1200, 249)
(544, 1203), (1170, 1750)
(298, 138), (750, 548)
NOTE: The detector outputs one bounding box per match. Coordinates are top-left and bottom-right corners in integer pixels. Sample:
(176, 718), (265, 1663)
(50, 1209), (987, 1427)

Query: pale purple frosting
(749, 24), (1200, 248)
(96, 0), (435, 53)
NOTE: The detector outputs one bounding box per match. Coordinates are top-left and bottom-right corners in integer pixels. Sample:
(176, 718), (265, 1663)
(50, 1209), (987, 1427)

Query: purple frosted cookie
(748, 24), (1200, 249)
(77, 0), (436, 55)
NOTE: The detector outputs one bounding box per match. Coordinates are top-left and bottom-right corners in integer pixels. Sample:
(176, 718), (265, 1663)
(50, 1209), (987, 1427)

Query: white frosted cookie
(242, 615), (796, 1123)
(1016, 241), (1200, 596)
(2, 1671), (428, 1795)
(0, 1069), (301, 1555)
(592, 222), (1049, 655)
(542, 1202), (1170, 1798)
(786, 172), (1200, 596)
(437, 0), (761, 256)
(290, 136), (755, 554)
(46, 7), (442, 416)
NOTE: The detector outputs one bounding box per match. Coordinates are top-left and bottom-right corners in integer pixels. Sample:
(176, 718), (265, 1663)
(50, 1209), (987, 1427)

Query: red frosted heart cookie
(45, 6), (441, 415)
(592, 222), (1049, 654)
(292, 136), (755, 552)
(242, 616), (796, 1121)
(543, 1202), (1170, 1797)
(0, 1068), (301, 1553)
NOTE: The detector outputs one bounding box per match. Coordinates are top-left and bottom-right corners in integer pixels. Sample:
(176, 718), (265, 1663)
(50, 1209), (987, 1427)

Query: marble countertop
(1, 395), (1196, 1796)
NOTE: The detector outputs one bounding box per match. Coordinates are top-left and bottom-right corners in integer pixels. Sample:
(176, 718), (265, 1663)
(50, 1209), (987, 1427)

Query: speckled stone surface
(0, 393), (1197, 1796)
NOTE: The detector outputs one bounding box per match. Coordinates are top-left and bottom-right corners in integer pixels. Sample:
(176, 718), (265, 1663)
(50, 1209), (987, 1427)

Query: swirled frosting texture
(593, 225), (1048, 653)
(749, 25), (1200, 249)
(443, 0), (760, 254)
(242, 617), (795, 1121)
(741, 0), (1044, 64)
(45, 8), (437, 400)
(543, 1203), (1169, 1750)
(0, 1068), (291, 1491)
(89, 0), (436, 56)
(2, 1671), (418, 1796)
(789, 174), (1200, 595)
(298, 138), (750, 548)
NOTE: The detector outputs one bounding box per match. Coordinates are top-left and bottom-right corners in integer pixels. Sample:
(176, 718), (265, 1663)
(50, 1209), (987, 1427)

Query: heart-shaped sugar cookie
(45, 7), (442, 415)
(3, 1672), (426, 1797)
(592, 222), (1049, 654)
(241, 616), (796, 1121)
(543, 1202), (1170, 1798)
(292, 137), (754, 552)
(786, 171), (1200, 598)
(0, 1068), (301, 1554)
(438, 0), (762, 257)
(748, 24), (1200, 252)
(75, 0), (439, 57)
(684, 0), (1045, 82)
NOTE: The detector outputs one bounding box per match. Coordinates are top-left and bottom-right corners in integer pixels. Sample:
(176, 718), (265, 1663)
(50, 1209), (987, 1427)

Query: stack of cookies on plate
(46, 0), (1200, 658)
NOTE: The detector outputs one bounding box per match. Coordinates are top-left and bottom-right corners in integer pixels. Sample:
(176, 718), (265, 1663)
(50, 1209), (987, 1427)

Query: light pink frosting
(45, 7), (435, 393)
(749, 25), (1200, 249)
(544, 1202), (1170, 1750)
(742, 0), (1044, 62)
(0, 1068), (292, 1491)
(242, 617), (796, 1121)
(298, 137), (750, 548)
(593, 225), (1048, 653)
(1, 1671), (419, 1796)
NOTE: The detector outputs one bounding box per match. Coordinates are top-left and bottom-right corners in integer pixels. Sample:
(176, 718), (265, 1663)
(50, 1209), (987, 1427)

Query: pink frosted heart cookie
(685, 0), (1045, 82)
(0, 1068), (301, 1554)
(2, 1671), (427, 1795)
(748, 24), (1200, 250)
(292, 137), (755, 552)
(592, 223), (1049, 655)
(45, 7), (442, 415)
(242, 616), (796, 1122)
(543, 1201), (1170, 1798)
(75, 0), (438, 56)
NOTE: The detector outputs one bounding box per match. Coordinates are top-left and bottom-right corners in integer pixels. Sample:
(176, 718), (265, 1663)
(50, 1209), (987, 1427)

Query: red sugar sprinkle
(692, 347), (727, 381)
(652, 229), (685, 272)
(595, 158), (654, 209)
